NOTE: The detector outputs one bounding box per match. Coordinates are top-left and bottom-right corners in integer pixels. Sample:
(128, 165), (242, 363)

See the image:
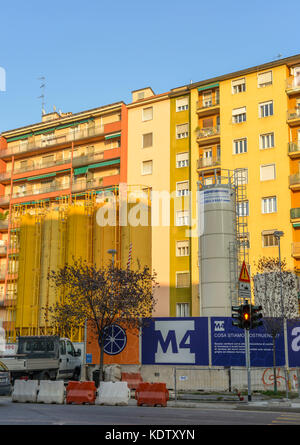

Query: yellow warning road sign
(239, 260), (250, 283)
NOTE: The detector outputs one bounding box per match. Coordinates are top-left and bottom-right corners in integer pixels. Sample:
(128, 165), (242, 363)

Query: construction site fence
(172, 366), (300, 396)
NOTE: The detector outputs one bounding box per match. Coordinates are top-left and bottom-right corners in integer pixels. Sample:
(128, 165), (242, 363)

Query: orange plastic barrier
(66, 381), (97, 405)
(135, 382), (169, 407)
(121, 372), (143, 389)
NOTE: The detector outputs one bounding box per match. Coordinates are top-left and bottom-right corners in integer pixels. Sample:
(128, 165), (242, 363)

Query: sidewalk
(129, 392), (300, 413)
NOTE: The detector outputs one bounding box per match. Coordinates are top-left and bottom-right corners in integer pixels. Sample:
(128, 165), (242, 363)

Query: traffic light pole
(245, 328), (251, 402)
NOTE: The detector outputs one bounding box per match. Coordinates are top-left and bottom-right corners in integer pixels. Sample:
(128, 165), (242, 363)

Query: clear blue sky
(0, 0), (299, 133)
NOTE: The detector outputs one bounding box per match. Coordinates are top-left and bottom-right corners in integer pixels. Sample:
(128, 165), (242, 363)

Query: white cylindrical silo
(198, 181), (237, 317)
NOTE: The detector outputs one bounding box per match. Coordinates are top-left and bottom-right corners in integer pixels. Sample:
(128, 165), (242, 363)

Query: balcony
(196, 126), (220, 146)
(12, 180), (70, 201)
(72, 150), (105, 168)
(286, 76), (300, 95)
(289, 173), (300, 190)
(287, 108), (300, 126)
(197, 156), (221, 170)
(72, 178), (103, 194)
(292, 242), (300, 259)
(0, 219), (9, 230)
(288, 142), (300, 158)
(13, 156), (72, 177)
(0, 126), (105, 159)
(196, 97), (220, 117)
(0, 195), (10, 207)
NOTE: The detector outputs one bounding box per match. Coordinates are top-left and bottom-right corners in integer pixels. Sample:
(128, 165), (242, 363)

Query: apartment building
(127, 87), (170, 316)
(0, 102), (129, 337)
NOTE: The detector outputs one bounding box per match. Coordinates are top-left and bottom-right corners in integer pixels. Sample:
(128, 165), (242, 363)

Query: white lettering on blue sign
(154, 320), (195, 364)
(291, 327), (300, 352)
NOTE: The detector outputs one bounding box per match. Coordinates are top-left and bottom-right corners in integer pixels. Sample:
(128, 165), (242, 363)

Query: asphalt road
(1, 396), (300, 427)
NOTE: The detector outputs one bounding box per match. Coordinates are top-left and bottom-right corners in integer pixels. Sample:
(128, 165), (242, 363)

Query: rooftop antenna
(38, 76), (46, 115)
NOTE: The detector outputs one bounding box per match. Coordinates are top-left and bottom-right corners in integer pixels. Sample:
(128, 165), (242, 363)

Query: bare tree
(46, 259), (158, 383)
(253, 257), (299, 393)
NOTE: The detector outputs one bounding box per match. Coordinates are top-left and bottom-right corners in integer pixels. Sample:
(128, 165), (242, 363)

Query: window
(259, 101), (273, 118)
(262, 196), (277, 214)
(232, 78), (246, 94)
(262, 231), (279, 247)
(176, 97), (189, 112)
(260, 164), (276, 181)
(137, 91), (145, 100)
(176, 240), (190, 257)
(176, 303), (190, 317)
(202, 148), (213, 166)
(142, 133), (153, 148)
(142, 107), (153, 121)
(237, 200), (249, 217)
(260, 132), (274, 149)
(176, 181), (189, 197)
(176, 123), (189, 139)
(66, 340), (75, 356)
(232, 107), (246, 123)
(176, 272), (190, 288)
(233, 138), (247, 154)
(176, 152), (189, 168)
(202, 91), (212, 107)
(176, 210), (189, 226)
(258, 71), (272, 88)
(141, 160), (153, 175)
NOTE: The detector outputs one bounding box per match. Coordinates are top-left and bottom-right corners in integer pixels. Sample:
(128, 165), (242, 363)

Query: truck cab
(58, 338), (81, 380)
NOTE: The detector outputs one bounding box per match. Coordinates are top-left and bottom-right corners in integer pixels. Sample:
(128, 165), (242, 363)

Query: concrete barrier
(66, 381), (97, 405)
(37, 380), (65, 404)
(96, 382), (131, 406)
(12, 380), (39, 403)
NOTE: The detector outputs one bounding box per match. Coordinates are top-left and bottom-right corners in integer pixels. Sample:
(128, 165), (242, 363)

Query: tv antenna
(38, 76), (46, 115)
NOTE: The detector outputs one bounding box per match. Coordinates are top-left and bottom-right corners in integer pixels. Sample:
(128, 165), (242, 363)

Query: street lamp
(273, 231), (284, 318)
(273, 230), (289, 399)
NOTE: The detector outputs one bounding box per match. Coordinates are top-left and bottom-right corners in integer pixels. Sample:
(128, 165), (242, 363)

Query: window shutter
(232, 107), (246, 116)
(142, 107), (153, 121)
(258, 71), (272, 86)
(143, 133), (153, 148)
(176, 181), (189, 191)
(260, 164), (275, 181)
(176, 123), (189, 134)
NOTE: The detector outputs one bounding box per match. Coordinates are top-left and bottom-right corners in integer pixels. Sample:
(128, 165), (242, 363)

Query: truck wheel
(72, 367), (81, 381)
(38, 371), (50, 380)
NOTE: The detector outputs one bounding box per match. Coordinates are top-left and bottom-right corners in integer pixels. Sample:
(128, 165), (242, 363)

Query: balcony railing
(197, 156), (221, 169)
(286, 76), (300, 92)
(72, 150), (105, 167)
(287, 108), (300, 121)
(13, 156), (72, 176)
(292, 242), (300, 257)
(197, 126), (220, 140)
(12, 181), (70, 200)
(291, 208), (300, 219)
(289, 173), (300, 187)
(288, 142), (300, 155)
(0, 219), (9, 229)
(196, 97), (220, 110)
(1, 126), (105, 158)
(72, 178), (104, 193)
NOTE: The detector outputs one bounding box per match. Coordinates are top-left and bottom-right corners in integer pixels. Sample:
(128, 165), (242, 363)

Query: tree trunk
(272, 335), (277, 393)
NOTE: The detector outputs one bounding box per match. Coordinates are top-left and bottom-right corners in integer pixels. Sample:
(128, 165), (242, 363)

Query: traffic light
(231, 305), (243, 329)
(251, 305), (263, 329)
(241, 303), (251, 330)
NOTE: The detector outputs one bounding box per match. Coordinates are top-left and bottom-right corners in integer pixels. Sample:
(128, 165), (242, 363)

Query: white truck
(0, 336), (82, 382)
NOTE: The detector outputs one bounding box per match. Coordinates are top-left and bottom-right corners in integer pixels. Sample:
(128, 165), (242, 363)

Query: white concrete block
(37, 380), (65, 404)
(12, 380), (39, 403)
(96, 381), (131, 406)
